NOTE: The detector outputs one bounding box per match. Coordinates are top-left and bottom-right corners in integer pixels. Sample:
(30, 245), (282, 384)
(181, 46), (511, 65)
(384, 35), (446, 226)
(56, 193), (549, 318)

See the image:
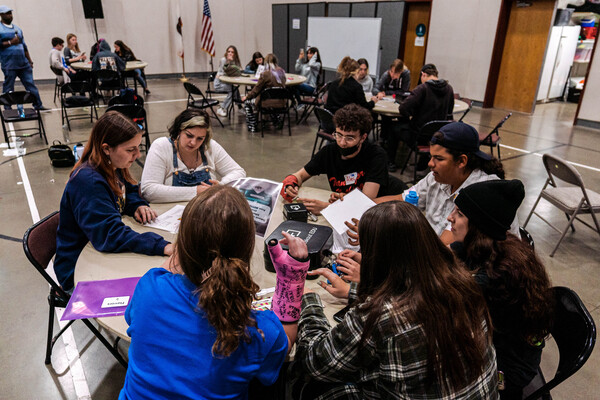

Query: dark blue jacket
(54, 164), (169, 290)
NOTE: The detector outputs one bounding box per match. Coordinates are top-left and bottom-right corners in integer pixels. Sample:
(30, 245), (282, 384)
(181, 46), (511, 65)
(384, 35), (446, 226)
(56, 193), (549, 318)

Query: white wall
(577, 43), (600, 124)
(426, 0), (502, 102)
(1, 0), (276, 80)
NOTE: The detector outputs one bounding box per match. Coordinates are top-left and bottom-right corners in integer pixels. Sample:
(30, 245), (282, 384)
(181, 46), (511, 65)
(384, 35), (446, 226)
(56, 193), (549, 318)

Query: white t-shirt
(140, 137), (246, 203)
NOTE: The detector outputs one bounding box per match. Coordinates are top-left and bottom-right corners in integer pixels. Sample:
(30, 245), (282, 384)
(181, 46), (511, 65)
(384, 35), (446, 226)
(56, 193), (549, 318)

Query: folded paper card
(61, 277), (141, 321)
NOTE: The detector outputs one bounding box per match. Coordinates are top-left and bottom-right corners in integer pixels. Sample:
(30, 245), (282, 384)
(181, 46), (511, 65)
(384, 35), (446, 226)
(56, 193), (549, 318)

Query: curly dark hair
(463, 226), (554, 341)
(333, 104), (373, 135)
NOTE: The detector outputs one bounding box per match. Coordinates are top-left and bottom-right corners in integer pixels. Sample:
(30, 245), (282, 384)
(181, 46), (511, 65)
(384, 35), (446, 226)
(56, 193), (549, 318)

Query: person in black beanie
(447, 179), (554, 400)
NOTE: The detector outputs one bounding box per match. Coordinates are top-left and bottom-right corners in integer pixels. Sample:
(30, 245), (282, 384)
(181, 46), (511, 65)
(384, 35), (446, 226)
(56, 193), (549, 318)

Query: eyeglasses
(332, 132), (360, 144)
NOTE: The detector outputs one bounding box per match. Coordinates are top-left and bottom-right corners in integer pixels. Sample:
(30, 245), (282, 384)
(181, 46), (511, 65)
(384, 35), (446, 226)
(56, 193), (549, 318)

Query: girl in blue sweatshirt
(54, 111), (173, 291)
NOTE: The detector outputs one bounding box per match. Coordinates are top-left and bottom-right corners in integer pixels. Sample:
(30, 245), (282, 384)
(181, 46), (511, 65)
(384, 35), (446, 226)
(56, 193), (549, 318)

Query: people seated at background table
(243, 51), (264, 74)
(281, 104), (405, 215)
(63, 33), (86, 65)
(53, 112), (172, 292)
(91, 39), (125, 73)
(288, 201), (498, 399)
(49, 37), (75, 83)
(294, 46), (321, 99)
(114, 40), (150, 94)
(385, 63), (455, 171)
(324, 56), (378, 114)
(214, 45), (243, 117)
(373, 122), (519, 244)
(141, 109), (246, 203)
(120, 186), (291, 400)
(89, 38), (105, 59)
(448, 179), (553, 400)
(355, 57), (373, 94)
(240, 53), (286, 133)
(373, 58), (410, 98)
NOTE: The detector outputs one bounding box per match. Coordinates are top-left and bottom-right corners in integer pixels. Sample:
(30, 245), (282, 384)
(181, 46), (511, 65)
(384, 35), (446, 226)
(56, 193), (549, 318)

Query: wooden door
(492, 0), (556, 113)
(401, 2), (431, 90)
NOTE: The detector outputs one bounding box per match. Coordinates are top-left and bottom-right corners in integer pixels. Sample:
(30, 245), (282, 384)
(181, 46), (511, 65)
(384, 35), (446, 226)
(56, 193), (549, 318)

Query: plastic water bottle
(405, 190), (419, 207)
(73, 142), (84, 161)
(17, 104), (25, 118)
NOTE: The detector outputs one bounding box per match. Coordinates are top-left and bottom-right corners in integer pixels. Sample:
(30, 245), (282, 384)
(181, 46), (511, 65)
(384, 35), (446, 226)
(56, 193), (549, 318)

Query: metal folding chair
(479, 113), (512, 160)
(523, 153), (600, 257)
(0, 91), (47, 148)
(184, 81), (224, 127)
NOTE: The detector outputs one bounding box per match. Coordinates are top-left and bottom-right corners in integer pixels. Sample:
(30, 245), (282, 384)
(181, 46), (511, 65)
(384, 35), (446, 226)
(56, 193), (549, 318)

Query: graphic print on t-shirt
(329, 170), (366, 193)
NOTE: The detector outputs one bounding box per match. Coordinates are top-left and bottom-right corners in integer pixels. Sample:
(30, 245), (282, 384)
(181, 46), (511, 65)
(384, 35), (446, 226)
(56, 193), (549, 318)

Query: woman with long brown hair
(63, 33), (86, 65)
(214, 45), (243, 117)
(447, 179), (553, 399)
(292, 201), (498, 399)
(53, 112), (172, 292)
(114, 39), (150, 94)
(120, 186), (290, 399)
(325, 56), (378, 114)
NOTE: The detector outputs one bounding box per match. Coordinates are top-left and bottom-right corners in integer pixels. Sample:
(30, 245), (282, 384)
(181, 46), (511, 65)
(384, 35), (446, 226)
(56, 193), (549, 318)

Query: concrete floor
(0, 78), (598, 399)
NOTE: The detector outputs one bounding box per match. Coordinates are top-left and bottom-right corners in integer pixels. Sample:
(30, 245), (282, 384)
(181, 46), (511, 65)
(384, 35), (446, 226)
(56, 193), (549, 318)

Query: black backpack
(48, 140), (75, 167)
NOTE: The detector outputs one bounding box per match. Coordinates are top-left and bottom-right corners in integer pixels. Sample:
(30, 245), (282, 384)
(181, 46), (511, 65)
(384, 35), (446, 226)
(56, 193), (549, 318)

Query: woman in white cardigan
(141, 109), (246, 203)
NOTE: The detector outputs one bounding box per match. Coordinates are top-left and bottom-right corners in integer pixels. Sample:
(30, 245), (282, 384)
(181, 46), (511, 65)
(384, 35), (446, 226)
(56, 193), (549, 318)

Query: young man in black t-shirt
(280, 104), (391, 215)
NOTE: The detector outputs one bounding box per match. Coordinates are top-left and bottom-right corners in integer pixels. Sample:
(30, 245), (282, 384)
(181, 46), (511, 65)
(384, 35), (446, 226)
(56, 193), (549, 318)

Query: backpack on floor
(48, 140), (75, 168)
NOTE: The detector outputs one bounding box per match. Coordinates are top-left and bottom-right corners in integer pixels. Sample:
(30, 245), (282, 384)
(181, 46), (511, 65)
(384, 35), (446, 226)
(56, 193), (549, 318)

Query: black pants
(382, 118), (413, 165)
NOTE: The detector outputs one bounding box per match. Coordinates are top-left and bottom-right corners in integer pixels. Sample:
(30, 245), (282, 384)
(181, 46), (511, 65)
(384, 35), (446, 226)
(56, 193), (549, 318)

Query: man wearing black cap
(0, 6), (47, 111)
(370, 121), (519, 244)
(385, 63), (454, 171)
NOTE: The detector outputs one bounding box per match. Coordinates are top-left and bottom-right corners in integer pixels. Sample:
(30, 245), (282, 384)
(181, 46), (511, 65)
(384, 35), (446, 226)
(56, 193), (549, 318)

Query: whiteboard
(307, 17), (381, 74)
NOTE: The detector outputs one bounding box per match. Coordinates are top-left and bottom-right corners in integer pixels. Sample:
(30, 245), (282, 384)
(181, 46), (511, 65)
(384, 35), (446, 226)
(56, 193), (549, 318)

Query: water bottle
(17, 104), (25, 118)
(405, 190), (419, 207)
(73, 142), (83, 161)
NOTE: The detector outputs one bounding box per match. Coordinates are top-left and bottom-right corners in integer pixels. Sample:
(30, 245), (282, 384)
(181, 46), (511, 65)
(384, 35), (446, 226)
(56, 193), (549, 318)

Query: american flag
(200, 0), (215, 57)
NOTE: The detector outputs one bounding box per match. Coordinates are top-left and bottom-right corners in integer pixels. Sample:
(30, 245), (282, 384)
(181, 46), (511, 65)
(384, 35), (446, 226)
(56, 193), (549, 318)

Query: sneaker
(295, 104), (305, 111)
(144, 89), (151, 95)
(237, 107), (246, 116)
(388, 162), (398, 172)
(216, 108), (227, 117)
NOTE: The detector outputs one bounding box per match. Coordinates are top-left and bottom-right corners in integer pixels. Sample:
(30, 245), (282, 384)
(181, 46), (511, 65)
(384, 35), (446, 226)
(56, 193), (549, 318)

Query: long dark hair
(224, 45), (241, 66)
(176, 185), (261, 357)
(431, 131), (505, 178)
(71, 111), (140, 196)
(357, 201), (491, 392)
(114, 40), (136, 60)
(247, 51), (263, 71)
(307, 46), (322, 77)
(462, 226), (554, 341)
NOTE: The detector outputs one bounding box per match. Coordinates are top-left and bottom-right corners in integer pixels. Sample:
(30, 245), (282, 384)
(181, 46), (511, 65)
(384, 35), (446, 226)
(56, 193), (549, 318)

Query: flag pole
(180, 55), (188, 82)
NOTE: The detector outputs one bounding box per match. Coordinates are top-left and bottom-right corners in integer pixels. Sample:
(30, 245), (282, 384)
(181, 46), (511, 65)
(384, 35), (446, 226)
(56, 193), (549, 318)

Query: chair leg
(287, 112), (291, 136)
(39, 115), (48, 145)
(45, 299), (56, 364)
(210, 106), (224, 128)
(565, 213), (575, 232)
(523, 190), (545, 228)
(400, 149), (414, 174)
(311, 135), (320, 159)
(81, 319), (128, 368)
(550, 208), (580, 257)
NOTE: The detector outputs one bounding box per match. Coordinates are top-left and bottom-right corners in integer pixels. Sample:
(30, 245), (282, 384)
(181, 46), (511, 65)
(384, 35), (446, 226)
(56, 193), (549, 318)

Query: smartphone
(333, 305), (351, 323)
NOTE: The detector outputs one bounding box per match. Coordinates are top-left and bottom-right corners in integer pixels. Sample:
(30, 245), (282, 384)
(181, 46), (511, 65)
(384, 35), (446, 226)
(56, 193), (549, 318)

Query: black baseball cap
(430, 122), (491, 160)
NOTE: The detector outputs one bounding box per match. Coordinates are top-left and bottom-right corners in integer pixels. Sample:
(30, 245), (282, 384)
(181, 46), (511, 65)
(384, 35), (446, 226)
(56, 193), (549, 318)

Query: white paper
(415, 37), (425, 47)
(145, 204), (185, 233)
(101, 296), (130, 308)
(321, 189), (376, 235)
(331, 230), (360, 253)
(292, 19), (300, 29)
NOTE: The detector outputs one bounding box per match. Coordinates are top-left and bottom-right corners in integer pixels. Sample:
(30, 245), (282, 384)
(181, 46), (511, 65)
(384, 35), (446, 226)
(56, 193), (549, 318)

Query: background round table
(218, 73), (306, 86)
(371, 95), (469, 117)
(74, 186), (345, 341)
(70, 60), (148, 72)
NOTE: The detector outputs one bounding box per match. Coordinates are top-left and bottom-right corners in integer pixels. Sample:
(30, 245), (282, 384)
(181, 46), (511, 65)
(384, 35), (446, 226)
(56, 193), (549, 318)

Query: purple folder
(61, 277), (141, 321)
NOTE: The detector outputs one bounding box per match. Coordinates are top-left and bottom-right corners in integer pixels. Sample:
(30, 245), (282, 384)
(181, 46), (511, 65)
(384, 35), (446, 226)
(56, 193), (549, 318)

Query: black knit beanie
(454, 179), (525, 240)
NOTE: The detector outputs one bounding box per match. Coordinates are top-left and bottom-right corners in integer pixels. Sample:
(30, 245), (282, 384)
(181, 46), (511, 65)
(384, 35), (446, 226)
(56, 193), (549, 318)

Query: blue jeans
(134, 69), (147, 89)
(2, 65), (43, 109)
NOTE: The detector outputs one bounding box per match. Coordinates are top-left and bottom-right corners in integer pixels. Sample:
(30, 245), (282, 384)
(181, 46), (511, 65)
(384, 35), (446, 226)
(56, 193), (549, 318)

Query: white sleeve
(402, 172), (433, 211)
(140, 138), (197, 203)
(207, 141), (246, 184)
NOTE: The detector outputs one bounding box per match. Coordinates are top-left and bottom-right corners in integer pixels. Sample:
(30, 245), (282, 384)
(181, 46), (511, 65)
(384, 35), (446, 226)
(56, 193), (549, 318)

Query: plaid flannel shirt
(295, 289), (499, 399)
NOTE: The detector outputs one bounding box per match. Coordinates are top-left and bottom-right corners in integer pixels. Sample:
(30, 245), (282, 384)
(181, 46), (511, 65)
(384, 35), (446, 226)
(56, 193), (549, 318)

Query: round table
(70, 60), (148, 72)
(218, 73), (306, 86)
(74, 186), (346, 341)
(371, 96), (469, 117)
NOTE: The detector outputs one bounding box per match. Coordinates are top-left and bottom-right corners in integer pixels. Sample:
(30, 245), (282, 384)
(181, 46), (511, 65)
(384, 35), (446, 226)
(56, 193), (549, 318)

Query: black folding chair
(257, 87), (294, 138)
(479, 113), (512, 160)
(106, 104), (150, 154)
(183, 82), (224, 127)
(297, 81), (331, 124)
(22, 212), (128, 367)
(312, 107), (335, 158)
(0, 91), (47, 148)
(524, 287), (596, 400)
(93, 69), (123, 103)
(61, 82), (98, 131)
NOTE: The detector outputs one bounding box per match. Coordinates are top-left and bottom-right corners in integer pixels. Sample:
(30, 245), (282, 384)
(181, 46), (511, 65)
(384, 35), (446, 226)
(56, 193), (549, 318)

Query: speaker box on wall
(82, 0), (104, 19)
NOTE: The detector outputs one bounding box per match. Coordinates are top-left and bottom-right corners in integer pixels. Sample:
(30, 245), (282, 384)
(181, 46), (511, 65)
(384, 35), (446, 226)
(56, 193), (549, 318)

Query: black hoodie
(398, 78), (454, 130)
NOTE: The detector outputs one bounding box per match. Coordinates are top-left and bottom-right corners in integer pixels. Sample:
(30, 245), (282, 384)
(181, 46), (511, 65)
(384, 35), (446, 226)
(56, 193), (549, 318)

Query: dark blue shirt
(54, 164), (169, 290)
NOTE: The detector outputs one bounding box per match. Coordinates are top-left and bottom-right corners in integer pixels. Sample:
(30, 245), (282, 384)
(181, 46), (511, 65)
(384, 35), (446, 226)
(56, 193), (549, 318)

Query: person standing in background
(0, 5), (48, 111)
